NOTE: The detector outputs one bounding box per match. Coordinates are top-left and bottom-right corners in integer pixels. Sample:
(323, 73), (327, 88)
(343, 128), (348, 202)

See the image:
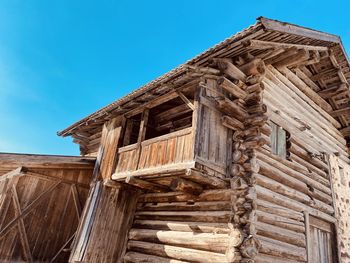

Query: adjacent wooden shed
(0, 153), (94, 262)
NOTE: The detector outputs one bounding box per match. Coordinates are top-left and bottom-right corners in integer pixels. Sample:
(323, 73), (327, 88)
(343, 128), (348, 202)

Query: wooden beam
(244, 39), (329, 52)
(0, 167), (25, 182)
(182, 169), (228, 189)
(277, 67), (333, 113)
(211, 58), (246, 81)
(176, 91), (195, 110)
(125, 176), (169, 193)
(330, 106), (350, 117)
(71, 184), (82, 218)
(340, 126), (350, 137)
(217, 77), (246, 99)
(50, 232), (76, 263)
(304, 211), (311, 263)
(259, 17), (341, 43)
(11, 185), (33, 263)
(0, 181), (61, 239)
(170, 177), (203, 195)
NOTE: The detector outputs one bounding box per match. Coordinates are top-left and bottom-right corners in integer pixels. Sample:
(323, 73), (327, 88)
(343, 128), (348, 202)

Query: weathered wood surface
(0, 155), (93, 263)
(115, 128), (193, 175)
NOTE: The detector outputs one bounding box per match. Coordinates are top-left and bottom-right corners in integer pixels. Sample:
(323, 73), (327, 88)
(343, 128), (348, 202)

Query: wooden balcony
(111, 127), (228, 192)
(113, 127), (195, 178)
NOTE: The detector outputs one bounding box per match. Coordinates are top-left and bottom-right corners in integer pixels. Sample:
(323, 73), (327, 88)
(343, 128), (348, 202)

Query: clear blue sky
(1, 0), (349, 155)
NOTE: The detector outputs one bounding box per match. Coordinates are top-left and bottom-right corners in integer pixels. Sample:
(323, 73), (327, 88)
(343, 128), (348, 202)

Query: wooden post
(304, 211), (311, 263)
(69, 116), (129, 262)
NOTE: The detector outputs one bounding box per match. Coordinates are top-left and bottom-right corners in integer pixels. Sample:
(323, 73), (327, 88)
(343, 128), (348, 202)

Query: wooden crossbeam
(71, 184), (82, 218)
(176, 91), (195, 110)
(125, 176), (169, 193)
(50, 232), (76, 263)
(244, 39), (329, 52)
(0, 181), (61, 239)
(11, 185), (33, 263)
(330, 107), (350, 117)
(0, 167), (26, 182)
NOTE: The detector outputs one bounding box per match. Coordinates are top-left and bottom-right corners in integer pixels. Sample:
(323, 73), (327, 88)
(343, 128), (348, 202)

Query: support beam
(176, 91), (195, 110)
(244, 39), (329, 52)
(170, 177), (203, 195)
(125, 176), (169, 193)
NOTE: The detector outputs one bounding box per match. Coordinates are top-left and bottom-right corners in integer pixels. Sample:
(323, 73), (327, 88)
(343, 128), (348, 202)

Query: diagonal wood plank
(49, 232), (76, 263)
(71, 184), (82, 218)
(0, 181), (61, 239)
(11, 185), (33, 263)
(0, 167), (26, 182)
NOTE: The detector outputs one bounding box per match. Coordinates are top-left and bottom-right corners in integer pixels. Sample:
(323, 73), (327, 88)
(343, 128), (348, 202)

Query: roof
(0, 152), (95, 172)
(58, 17), (350, 137)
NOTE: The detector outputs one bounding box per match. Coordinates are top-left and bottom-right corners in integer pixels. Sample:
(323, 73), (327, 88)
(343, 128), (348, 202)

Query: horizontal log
(134, 211), (232, 223)
(256, 210), (304, 233)
(256, 199), (304, 221)
(128, 228), (233, 253)
(138, 189), (232, 203)
(127, 240), (234, 263)
(126, 176), (169, 193)
(258, 154), (331, 196)
(222, 115), (244, 131)
(244, 39), (329, 52)
(211, 58), (246, 81)
(217, 98), (248, 121)
(267, 66), (339, 128)
(183, 169), (228, 189)
(255, 253), (305, 263)
(239, 58), (266, 76)
(170, 178), (203, 195)
(217, 77), (246, 99)
(256, 185), (335, 221)
(133, 220), (231, 234)
(256, 221), (306, 247)
(124, 251), (186, 263)
(258, 235), (307, 261)
(137, 200), (231, 211)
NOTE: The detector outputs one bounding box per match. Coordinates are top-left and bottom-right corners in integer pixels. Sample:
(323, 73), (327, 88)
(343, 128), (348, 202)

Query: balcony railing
(113, 127), (194, 178)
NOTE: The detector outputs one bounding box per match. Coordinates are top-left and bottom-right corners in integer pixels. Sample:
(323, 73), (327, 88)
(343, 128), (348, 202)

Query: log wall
(259, 64), (346, 262)
(124, 189), (242, 263)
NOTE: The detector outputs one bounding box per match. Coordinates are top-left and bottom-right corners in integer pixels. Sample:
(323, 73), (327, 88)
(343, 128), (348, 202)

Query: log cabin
(2, 17), (350, 262)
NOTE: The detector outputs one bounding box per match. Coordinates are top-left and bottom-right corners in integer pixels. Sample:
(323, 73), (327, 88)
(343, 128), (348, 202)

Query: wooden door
(309, 216), (338, 263)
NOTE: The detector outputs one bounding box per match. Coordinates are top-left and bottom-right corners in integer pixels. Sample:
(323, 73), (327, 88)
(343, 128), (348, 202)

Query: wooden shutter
(270, 122), (287, 158)
(308, 215), (338, 263)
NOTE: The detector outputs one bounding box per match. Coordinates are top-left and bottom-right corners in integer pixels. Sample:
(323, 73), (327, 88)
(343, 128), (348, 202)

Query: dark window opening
(123, 113), (141, 146)
(145, 96), (193, 140)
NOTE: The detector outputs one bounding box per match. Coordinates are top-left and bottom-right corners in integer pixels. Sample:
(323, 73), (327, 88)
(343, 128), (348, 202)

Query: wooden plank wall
(77, 184), (140, 262)
(255, 64), (346, 262)
(195, 80), (229, 178)
(0, 167), (92, 262)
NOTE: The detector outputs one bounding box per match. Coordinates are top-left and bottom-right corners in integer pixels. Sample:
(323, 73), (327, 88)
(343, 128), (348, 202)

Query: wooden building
(2, 17), (350, 262)
(0, 153), (94, 262)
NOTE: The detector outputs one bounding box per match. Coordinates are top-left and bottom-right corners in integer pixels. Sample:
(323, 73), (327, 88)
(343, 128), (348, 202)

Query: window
(270, 122), (289, 158)
(122, 90), (194, 146)
(306, 215), (338, 263)
(122, 113), (141, 146)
